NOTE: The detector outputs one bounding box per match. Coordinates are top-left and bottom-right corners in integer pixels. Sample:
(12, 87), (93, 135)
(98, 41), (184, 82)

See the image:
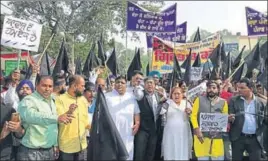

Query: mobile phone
(11, 113), (20, 122)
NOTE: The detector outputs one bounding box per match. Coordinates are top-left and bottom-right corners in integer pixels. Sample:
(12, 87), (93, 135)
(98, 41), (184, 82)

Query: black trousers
(59, 149), (87, 161)
(134, 130), (157, 161)
(231, 135), (261, 161)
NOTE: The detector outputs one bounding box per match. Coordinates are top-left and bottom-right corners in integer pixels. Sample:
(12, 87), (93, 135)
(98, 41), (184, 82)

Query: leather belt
(241, 133), (256, 137)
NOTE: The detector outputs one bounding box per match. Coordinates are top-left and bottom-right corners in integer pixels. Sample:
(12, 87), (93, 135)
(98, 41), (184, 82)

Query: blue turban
(16, 79), (35, 93)
(148, 70), (161, 78)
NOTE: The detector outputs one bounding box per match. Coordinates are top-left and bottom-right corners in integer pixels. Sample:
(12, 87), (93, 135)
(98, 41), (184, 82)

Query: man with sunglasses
(105, 75), (140, 160)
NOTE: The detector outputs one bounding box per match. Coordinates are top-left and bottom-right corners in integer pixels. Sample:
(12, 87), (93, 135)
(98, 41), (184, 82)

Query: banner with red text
(151, 33), (220, 74)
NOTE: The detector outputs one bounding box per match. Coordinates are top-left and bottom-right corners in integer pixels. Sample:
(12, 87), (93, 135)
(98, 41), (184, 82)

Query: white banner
(191, 67), (203, 81)
(200, 113), (228, 132)
(1, 16), (43, 52)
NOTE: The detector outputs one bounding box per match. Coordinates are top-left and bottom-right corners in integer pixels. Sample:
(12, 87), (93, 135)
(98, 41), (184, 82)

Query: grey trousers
(17, 145), (54, 161)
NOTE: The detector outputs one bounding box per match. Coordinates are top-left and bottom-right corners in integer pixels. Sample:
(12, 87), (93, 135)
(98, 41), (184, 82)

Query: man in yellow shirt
(191, 80), (229, 160)
(55, 75), (89, 161)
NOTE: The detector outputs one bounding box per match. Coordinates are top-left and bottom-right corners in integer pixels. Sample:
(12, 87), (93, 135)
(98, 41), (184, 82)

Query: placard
(191, 67), (203, 81)
(200, 113), (228, 132)
(1, 16), (43, 52)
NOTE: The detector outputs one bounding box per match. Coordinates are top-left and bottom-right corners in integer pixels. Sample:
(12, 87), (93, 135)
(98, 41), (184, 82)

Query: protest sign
(1, 16), (43, 52)
(191, 67), (203, 81)
(200, 113), (229, 132)
(127, 2), (176, 32)
(146, 21), (187, 48)
(187, 82), (207, 101)
(246, 7), (267, 36)
(151, 33), (220, 73)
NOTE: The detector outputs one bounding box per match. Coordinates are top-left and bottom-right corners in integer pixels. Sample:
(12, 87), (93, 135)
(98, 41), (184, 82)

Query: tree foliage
(7, 1), (162, 72)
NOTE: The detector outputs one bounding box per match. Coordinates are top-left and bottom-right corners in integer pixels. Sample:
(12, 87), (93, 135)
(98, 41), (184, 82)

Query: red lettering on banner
(154, 51), (175, 64)
(155, 50), (165, 61)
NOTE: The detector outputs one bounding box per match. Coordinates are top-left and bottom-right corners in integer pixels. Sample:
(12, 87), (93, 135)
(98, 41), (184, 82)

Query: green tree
(7, 1), (162, 67)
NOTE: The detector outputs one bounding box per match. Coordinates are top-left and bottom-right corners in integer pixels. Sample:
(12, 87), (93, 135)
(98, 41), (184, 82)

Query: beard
(207, 91), (218, 98)
(75, 90), (83, 97)
(18, 93), (28, 100)
(59, 88), (66, 94)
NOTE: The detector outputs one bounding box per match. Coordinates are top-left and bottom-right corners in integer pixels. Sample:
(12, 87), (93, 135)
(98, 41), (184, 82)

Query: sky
(1, 1), (267, 51)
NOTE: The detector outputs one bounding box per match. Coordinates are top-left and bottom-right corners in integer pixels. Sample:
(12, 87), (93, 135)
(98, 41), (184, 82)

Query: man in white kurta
(105, 76), (140, 160)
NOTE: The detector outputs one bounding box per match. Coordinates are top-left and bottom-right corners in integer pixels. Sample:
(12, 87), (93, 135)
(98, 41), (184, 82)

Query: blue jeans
(198, 156), (224, 160)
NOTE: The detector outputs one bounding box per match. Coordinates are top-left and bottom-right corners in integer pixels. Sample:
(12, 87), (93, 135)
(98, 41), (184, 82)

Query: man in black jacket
(133, 77), (165, 161)
(228, 78), (268, 160)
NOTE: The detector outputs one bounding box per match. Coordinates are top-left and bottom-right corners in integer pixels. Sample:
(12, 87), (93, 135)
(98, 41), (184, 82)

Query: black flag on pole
(52, 40), (69, 78)
(170, 54), (182, 88)
(232, 45), (246, 70)
(192, 53), (202, 67)
(87, 87), (129, 160)
(193, 27), (201, 42)
(106, 48), (119, 77)
(82, 43), (100, 77)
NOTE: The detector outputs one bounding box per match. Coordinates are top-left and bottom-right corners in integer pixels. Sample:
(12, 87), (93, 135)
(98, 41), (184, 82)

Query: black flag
(52, 40), (69, 77)
(40, 52), (51, 75)
(232, 63), (245, 82)
(97, 40), (106, 66)
(209, 44), (223, 68)
(87, 87), (129, 160)
(183, 50), (192, 85)
(222, 52), (232, 80)
(106, 48), (118, 76)
(193, 27), (201, 42)
(146, 63), (150, 76)
(75, 57), (82, 75)
(210, 67), (221, 80)
(202, 61), (212, 79)
(25, 64), (32, 80)
(260, 41), (267, 61)
(192, 53), (202, 67)
(83, 43), (100, 77)
(232, 45), (246, 70)
(170, 54), (182, 88)
(181, 49), (192, 69)
(127, 49), (142, 81)
(244, 42), (261, 71)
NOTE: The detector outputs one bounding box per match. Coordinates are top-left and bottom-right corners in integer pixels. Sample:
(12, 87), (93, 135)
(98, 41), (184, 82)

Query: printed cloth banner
(146, 21), (187, 48)
(246, 7), (267, 36)
(1, 16), (43, 52)
(151, 33), (220, 74)
(127, 1), (176, 32)
(224, 43), (239, 52)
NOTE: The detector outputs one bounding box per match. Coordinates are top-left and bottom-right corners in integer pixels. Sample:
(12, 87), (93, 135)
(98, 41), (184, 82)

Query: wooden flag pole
(227, 60), (245, 80)
(37, 33), (55, 65)
(17, 49), (22, 70)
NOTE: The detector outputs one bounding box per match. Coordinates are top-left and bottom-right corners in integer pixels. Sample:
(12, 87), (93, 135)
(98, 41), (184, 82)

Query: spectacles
(115, 81), (126, 84)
